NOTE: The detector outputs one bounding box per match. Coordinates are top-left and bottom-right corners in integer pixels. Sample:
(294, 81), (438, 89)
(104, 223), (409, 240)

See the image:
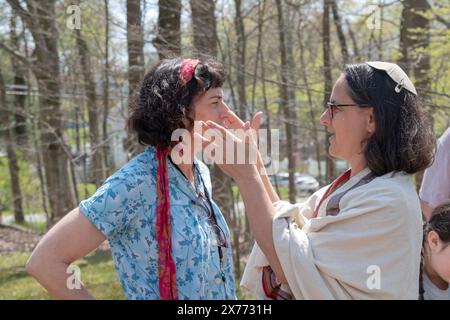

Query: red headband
(179, 59), (200, 86)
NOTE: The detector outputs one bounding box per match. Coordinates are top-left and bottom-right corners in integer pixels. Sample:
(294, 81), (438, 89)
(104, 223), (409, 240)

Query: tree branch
(0, 42), (39, 76)
(434, 13), (450, 28)
(6, 0), (32, 29)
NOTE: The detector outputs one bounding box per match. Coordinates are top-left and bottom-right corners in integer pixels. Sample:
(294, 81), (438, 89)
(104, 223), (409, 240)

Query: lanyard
(312, 169), (351, 218)
(168, 157), (227, 282)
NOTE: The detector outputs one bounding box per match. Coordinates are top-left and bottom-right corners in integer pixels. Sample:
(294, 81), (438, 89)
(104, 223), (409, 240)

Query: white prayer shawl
(241, 168), (423, 300)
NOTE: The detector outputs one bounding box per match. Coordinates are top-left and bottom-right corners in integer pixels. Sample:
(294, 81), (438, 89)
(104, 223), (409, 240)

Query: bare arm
(235, 167), (286, 283)
(222, 110), (280, 203)
(26, 207), (106, 299)
(257, 152), (280, 203)
(201, 120), (286, 283)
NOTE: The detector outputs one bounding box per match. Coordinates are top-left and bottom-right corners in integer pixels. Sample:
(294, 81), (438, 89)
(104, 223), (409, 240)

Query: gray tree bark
(190, 0), (217, 57)
(154, 0), (181, 59)
(127, 0), (145, 156)
(0, 67), (24, 224)
(75, 12), (107, 187)
(275, 0), (297, 203)
(7, 0), (77, 224)
(323, 0), (335, 182)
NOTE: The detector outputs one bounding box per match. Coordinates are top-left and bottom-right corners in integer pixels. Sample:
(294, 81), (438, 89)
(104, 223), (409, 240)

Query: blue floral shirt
(79, 146), (236, 299)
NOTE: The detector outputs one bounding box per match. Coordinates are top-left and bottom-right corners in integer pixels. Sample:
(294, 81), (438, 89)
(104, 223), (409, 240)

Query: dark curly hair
(343, 63), (436, 176)
(128, 57), (225, 149)
(419, 200), (450, 300)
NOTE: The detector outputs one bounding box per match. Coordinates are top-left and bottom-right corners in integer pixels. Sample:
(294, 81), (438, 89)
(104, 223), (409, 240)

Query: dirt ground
(0, 225), (42, 254)
(0, 224), (110, 254)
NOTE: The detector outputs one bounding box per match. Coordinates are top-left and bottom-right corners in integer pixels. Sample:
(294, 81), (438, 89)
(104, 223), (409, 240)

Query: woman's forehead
(206, 87), (223, 96)
(331, 76), (350, 102)
(194, 87), (223, 102)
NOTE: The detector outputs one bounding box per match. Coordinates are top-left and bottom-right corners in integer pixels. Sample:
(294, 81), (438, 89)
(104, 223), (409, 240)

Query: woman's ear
(427, 230), (441, 253)
(366, 108), (376, 135)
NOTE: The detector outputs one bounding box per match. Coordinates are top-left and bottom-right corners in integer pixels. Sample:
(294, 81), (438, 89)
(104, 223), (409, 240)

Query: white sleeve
(420, 129), (450, 208)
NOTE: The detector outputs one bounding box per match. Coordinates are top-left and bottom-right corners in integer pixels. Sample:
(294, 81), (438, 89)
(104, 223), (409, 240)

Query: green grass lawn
(232, 185), (291, 200)
(0, 250), (125, 300)
(0, 250), (252, 300)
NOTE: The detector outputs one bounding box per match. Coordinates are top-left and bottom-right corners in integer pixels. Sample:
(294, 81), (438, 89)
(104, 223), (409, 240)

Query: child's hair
(419, 200), (450, 300)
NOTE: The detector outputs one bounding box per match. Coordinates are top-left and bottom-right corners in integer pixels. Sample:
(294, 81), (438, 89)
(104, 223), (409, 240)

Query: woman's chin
(328, 146), (337, 158)
(328, 147), (343, 160)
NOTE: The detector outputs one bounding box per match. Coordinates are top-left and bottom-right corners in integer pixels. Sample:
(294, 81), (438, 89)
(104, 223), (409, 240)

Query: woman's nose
(319, 109), (331, 127)
(220, 101), (231, 114)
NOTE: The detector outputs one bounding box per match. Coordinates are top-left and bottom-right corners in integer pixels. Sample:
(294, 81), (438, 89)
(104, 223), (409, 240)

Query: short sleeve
(420, 129), (450, 208)
(79, 177), (143, 238)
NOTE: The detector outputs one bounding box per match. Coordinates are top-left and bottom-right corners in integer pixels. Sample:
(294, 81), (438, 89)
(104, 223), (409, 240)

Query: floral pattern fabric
(79, 146), (236, 300)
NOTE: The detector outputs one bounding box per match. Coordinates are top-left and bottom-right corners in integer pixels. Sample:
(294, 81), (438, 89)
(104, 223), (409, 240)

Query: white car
(295, 174), (320, 194)
(269, 173), (320, 194)
(269, 172), (289, 187)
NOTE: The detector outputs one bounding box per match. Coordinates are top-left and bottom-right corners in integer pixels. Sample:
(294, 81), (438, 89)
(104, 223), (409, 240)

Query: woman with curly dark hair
(26, 57), (239, 300)
(201, 61), (436, 299)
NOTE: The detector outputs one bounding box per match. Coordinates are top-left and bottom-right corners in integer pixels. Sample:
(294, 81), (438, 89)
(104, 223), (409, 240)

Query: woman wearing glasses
(201, 62), (436, 299)
(26, 57), (237, 300)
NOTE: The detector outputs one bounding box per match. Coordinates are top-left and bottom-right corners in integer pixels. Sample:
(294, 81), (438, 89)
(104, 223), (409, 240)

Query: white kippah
(365, 61), (417, 96)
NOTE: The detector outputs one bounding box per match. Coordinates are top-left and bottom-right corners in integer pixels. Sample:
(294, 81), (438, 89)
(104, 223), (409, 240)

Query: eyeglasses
(326, 102), (371, 119)
(192, 193), (228, 249)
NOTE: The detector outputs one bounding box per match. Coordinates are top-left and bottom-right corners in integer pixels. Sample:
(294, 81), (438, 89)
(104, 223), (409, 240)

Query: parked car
(295, 174), (320, 194)
(269, 173), (320, 195)
(269, 172), (289, 188)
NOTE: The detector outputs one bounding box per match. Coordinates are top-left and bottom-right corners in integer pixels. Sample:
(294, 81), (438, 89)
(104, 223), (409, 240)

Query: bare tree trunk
(377, 3), (384, 61)
(0, 67), (24, 224)
(234, 0), (247, 121)
(323, 0), (335, 182)
(25, 38), (50, 225)
(80, 93), (90, 199)
(154, 0), (181, 59)
(251, 0), (265, 111)
(103, 0), (111, 174)
(286, 8), (300, 190)
(10, 15), (28, 148)
(218, 15), (238, 113)
(75, 21), (106, 187)
(256, 0), (280, 197)
(8, 13), (25, 223)
(399, 1), (412, 73)
(7, 0), (77, 223)
(331, 0), (349, 65)
(127, 0), (145, 156)
(297, 12), (322, 183)
(410, 1), (431, 103)
(345, 19), (360, 61)
(399, 0), (431, 190)
(191, 0), (217, 57)
(275, 0), (296, 203)
(73, 99), (81, 202)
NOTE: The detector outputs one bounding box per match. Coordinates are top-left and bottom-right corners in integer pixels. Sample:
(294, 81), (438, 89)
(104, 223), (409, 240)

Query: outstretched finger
(204, 120), (241, 143)
(220, 110), (245, 129)
(250, 111), (263, 131)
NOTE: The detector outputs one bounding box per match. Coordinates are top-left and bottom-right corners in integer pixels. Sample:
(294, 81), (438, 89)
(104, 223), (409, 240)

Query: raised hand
(196, 120), (260, 181)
